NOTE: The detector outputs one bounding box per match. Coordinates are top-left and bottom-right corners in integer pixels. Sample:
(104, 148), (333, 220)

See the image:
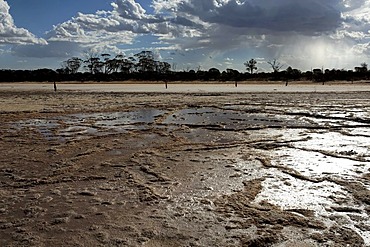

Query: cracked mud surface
(1, 90), (370, 246)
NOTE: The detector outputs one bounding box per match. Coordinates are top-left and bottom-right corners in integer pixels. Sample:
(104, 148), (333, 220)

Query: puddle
(63, 109), (165, 128)
(13, 119), (60, 140)
(13, 109), (166, 142)
(13, 107), (319, 141)
(163, 107), (316, 129)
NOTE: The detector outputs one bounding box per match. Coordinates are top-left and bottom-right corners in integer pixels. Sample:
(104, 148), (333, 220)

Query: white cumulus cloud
(0, 0), (47, 45)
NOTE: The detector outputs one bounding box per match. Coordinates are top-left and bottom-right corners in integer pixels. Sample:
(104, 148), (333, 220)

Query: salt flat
(1, 81), (370, 93)
(1, 89), (369, 246)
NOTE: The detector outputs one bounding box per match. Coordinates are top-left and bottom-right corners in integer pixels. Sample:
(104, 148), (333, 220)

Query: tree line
(1, 50), (370, 83)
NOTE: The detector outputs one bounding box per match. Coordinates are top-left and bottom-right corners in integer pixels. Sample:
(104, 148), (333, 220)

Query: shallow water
(13, 107), (305, 141)
(14, 109), (166, 141)
(163, 107), (316, 129)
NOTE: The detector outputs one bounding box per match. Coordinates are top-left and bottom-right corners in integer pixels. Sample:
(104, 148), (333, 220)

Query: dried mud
(1, 90), (370, 246)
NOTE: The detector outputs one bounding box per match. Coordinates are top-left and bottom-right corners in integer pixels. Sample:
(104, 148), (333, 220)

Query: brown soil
(0, 90), (369, 246)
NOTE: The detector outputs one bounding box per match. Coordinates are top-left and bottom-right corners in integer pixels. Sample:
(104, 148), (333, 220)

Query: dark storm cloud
(176, 0), (344, 34)
(12, 41), (79, 58)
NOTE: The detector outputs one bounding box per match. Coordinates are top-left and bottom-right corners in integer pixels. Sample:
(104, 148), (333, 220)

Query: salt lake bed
(1, 85), (370, 246)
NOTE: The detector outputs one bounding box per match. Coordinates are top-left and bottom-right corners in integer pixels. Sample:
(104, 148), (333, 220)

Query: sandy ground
(1, 80), (370, 93)
(1, 83), (370, 246)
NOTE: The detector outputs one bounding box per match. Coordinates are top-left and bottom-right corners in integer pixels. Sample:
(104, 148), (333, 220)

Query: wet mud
(1, 91), (370, 246)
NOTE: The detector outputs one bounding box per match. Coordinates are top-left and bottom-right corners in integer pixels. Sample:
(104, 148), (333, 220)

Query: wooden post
(53, 81), (57, 92)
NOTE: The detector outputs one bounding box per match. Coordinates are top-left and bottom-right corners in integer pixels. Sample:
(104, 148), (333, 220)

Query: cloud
(343, 0), (367, 10)
(48, 0), (163, 44)
(152, 0), (370, 70)
(12, 41), (80, 58)
(47, 0), (207, 45)
(111, 0), (147, 20)
(154, 0), (344, 34)
(148, 0), (350, 65)
(0, 0), (47, 45)
(9, 0), (370, 70)
(47, 12), (139, 44)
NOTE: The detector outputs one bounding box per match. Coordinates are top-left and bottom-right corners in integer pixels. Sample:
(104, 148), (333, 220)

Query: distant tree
(111, 54), (124, 73)
(244, 58), (257, 74)
(156, 61), (171, 74)
(284, 66), (302, 85)
(33, 68), (57, 82)
(222, 69), (240, 81)
(208, 68), (221, 80)
(268, 59), (283, 73)
(120, 57), (136, 74)
(56, 68), (67, 75)
(102, 54), (126, 74)
(61, 57), (82, 74)
(361, 62), (368, 71)
(83, 51), (103, 74)
(286, 66), (293, 75)
(101, 53), (112, 74)
(134, 51), (155, 72)
(312, 68), (323, 75)
(355, 62), (368, 73)
(312, 68), (325, 82)
(285, 66), (301, 79)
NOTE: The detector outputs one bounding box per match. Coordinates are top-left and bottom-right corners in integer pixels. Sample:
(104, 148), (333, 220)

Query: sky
(1, 0), (370, 72)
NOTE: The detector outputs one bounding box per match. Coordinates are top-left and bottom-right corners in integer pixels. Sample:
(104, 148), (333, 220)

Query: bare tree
(268, 59), (284, 73)
(244, 58), (257, 74)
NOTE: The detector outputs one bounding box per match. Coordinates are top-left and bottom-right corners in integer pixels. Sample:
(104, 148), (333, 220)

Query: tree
(134, 51), (155, 72)
(120, 57), (136, 74)
(285, 66), (301, 78)
(208, 68), (221, 80)
(244, 58), (257, 74)
(156, 61), (171, 74)
(61, 57), (82, 74)
(284, 66), (302, 85)
(355, 62), (368, 73)
(101, 53), (112, 74)
(111, 54), (124, 73)
(361, 62), (368, 71)
(268, 59), (283, 73)
(83, 52), (103, 74)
